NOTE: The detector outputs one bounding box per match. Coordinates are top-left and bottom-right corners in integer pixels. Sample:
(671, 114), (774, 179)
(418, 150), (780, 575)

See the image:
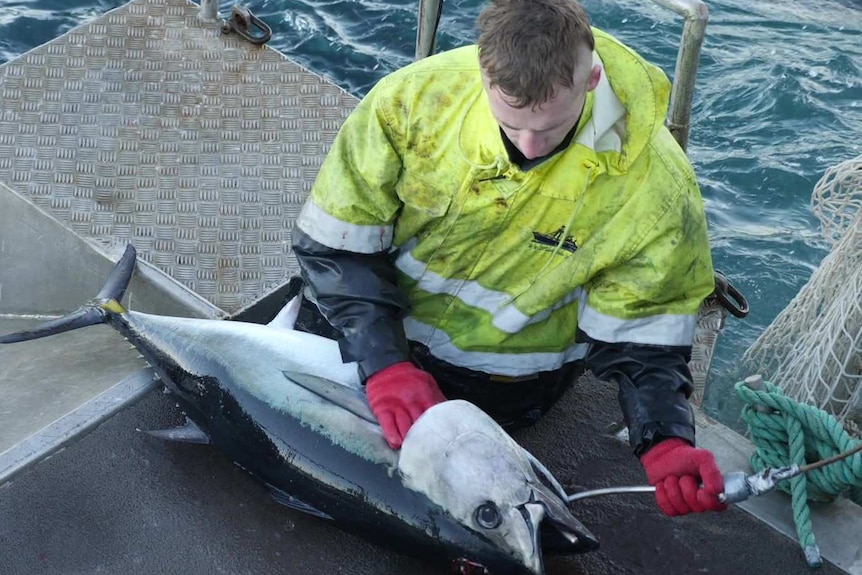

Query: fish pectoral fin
(141, 417), (210, 444)
(266, 484), (332, 520)
(283, 370), (378, 425)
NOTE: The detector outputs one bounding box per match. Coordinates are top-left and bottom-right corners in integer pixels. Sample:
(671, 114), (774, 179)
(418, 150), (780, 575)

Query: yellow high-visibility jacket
(295, 29), (714, 382)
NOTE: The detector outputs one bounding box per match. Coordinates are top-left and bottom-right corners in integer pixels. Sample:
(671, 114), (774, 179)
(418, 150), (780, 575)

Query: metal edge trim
(695, 410), (862, 575)
(0, 368), (157, 488)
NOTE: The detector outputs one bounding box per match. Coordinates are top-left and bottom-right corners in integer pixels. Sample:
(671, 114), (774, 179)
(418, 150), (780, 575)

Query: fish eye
(474, 502), (502, 529)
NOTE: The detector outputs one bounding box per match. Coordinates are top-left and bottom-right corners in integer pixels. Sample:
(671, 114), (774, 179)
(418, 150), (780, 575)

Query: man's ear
(586, 64), (602, 92)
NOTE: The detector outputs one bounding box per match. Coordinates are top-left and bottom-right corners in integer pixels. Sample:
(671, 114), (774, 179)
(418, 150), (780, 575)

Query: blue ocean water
(0, 0), (860, 429)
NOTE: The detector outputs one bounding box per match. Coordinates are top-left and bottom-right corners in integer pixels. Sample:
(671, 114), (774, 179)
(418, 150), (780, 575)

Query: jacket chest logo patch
(530, 227), (578, 254)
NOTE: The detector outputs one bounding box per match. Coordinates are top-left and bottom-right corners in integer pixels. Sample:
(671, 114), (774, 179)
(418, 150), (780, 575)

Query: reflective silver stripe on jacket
(578, 304), (697, 347)
(394, 242), (511, 313)
(491, 288), (586, 333)
(404, 317), (589, 376)
(397, 239), (696, 348)
(497, 288), (696, 347)
(296, 199), (393, 254)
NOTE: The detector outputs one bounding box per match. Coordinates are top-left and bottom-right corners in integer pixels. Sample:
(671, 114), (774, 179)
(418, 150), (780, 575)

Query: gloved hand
(365, 362), (447, 449)
(640, 438), (728, 516)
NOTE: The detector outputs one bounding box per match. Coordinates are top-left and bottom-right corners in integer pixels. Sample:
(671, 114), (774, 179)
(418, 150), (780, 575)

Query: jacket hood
(582, 28), (672, 175)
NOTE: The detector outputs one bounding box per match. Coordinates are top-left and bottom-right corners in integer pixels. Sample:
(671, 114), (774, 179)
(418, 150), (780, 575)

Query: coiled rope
(735, 377), (862, 568)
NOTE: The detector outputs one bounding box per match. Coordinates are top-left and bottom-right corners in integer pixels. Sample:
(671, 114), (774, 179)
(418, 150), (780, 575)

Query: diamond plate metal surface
(0, 0), (358, 313)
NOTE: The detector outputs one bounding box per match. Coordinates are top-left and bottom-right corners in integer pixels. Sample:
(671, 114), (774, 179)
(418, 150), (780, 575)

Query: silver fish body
(0, 245), (599, 574)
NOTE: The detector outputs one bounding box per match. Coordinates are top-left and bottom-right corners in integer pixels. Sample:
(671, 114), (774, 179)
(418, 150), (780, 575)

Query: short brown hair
(477, 0), (595, 108)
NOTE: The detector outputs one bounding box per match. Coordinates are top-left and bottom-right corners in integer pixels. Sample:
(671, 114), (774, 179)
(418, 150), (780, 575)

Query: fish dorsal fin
(265, 484), (332, 520)
(142, 417), (210, 444)
(267, 294), (302, 331)
(283, 370), (377, 425)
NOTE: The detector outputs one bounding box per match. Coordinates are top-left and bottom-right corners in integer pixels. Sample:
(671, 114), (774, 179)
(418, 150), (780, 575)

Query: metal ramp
(0, 0), (358, 486)
(0, 0), (358, 313)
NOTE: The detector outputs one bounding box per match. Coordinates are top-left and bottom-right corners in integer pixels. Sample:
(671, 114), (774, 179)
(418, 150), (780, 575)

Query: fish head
(399, 400), (599, 575)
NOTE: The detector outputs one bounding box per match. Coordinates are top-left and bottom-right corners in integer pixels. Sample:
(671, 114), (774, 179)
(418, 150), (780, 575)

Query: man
(291, 0), (726, 517)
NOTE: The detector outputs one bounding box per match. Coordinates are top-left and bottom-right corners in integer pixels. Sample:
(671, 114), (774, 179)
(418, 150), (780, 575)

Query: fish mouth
(518, 485), (601, 574)
(533, 482), (600, 555)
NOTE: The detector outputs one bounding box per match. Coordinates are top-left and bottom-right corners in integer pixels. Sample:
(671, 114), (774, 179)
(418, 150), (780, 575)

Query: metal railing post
(648, 0), (709, 152)
(415, 0), (443, 60)
(199, 0), (220, 21)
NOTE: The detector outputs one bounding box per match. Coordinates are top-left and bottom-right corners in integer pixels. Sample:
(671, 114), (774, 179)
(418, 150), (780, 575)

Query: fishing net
(743, 154), (862, 436)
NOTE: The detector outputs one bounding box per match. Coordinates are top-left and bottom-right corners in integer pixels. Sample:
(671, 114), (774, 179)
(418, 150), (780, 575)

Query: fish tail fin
(0, 244), (138, 344)
(96, 243), (137, 304)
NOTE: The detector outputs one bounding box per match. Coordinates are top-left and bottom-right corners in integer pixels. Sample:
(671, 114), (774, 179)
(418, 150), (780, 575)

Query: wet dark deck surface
(0, 375), (844, 575)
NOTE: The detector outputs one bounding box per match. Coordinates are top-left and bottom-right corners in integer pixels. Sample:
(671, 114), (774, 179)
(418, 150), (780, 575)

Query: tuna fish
(0, 245), (599, 574)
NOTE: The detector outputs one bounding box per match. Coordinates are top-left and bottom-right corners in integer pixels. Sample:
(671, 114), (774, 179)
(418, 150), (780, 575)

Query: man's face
(483, 60), (601, 160)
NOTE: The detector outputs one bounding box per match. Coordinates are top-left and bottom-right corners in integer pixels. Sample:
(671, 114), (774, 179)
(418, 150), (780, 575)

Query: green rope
(735, 379), (862, 569)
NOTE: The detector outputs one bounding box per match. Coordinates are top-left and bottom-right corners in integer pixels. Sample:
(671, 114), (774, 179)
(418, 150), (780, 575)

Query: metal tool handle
(718, 471), (751, 504)
(566, 485), (656, 503)
(567, 449), (860, 505)
(567, 471), (768, 504)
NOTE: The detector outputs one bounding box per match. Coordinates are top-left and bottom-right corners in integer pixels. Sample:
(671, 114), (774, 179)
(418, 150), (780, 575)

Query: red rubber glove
(640, 438), (728, 517)
(365, 362), (446, 449)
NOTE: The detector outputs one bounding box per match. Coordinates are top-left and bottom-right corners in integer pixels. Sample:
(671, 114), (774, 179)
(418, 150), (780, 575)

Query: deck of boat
(0, 372), (851, 575)
(0, 1), (858, 573)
